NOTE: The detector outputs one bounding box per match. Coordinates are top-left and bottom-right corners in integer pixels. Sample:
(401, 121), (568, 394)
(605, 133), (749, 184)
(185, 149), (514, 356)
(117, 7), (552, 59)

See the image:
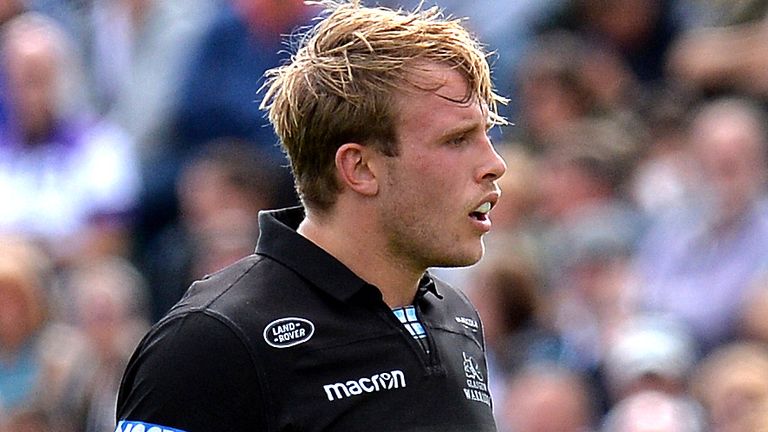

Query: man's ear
(335, 143), (379, 196)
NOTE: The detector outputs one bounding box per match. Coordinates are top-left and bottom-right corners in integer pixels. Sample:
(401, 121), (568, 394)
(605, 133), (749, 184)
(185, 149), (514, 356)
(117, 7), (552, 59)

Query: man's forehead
(399, 62), (472, 102)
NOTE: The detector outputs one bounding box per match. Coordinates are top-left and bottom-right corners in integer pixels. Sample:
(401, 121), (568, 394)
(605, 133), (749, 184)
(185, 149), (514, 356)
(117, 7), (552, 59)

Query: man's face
(692, 109), (766, 222)
(376, 64), (506, 271)
(4, 35), (58, 140)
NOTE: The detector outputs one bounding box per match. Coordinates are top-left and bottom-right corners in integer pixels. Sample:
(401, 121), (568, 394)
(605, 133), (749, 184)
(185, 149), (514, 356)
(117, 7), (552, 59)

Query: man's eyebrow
(438, 119), (485, 141)
(435, 92), (473, 105)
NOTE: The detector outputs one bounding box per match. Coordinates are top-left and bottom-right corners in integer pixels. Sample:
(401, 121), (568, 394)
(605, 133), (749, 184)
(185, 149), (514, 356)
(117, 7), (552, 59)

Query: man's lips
(470, 202), (491, 221)
(469, 192), (499, 222)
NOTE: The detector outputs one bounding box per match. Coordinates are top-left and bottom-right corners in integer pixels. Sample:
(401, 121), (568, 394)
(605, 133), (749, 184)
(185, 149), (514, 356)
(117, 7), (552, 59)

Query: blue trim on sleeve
(115, 420), (187, 432)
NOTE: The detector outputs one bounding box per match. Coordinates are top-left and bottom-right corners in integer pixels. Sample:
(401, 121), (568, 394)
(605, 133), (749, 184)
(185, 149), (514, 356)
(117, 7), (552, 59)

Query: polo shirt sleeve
(115, 311), (269, 432)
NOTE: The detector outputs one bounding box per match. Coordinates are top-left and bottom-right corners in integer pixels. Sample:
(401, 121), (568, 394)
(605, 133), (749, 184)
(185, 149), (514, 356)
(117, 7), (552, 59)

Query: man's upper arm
(116, 311), (269, 432)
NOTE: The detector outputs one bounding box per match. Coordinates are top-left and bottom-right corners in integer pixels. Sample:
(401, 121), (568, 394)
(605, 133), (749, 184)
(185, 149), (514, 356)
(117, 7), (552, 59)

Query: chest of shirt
(243, 297), (495, 431)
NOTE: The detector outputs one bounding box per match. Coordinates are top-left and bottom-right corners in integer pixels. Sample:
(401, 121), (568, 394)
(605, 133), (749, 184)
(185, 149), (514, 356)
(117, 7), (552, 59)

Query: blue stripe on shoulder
(115, 420), (187, 432)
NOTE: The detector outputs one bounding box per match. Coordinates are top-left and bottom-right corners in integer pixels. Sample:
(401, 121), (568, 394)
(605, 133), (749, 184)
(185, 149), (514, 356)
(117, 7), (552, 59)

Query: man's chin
(434, 248), (484, 269)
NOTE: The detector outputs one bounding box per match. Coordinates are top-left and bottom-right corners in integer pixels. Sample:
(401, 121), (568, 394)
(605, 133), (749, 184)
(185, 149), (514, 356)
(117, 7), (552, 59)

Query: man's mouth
(470, 202), (492, 221)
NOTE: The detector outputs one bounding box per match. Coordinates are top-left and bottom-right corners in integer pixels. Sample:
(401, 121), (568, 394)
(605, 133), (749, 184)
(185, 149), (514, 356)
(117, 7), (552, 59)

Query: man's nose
(479, 137), (507, 182)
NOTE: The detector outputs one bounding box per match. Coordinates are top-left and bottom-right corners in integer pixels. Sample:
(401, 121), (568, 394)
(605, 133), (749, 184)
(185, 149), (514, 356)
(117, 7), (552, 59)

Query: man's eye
(448, 134), (468, 147)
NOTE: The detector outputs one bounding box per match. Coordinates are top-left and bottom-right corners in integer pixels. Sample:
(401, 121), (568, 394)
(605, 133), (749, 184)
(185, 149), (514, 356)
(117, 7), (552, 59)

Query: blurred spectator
(534, 118), (645, 373)
(631, 96), (768, 353)
(601, 314), (698, 403)
(0, 13), (140, 262)
(690, 341), (768, 432)
(539, 0), (685, 83)
(0, 0), (25, 132)
(0, 237), (50, 413)
(629, 85), (700, 217)
(134, 0), (306, 256)
(536, 117), (641, 223)
(173, 0), (316, 157)
(511, 30), (637, 151)
(82, 0), (218, 252)
(170, 0), (315, 201)
(0, 407), (54, 432)
(142, 139), (280, 321)
(0, 235), (91, 431)
(513, 32), (603, 150)
(25, 0), (89, 55)
(667, 8), (768, 97)
(86, 0), (215, 142)
(739, 271), (768, 343)
(707, 0), (768, 25)
(745, 398), (768, 431)
(63, 257), (150, 432)
(0, 0), (22, 25)
(498, 363), (596, 432)
(600, 390), (705, 432)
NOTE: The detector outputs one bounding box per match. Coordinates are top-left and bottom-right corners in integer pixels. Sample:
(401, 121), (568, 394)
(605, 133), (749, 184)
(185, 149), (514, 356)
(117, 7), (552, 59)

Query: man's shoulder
(125, 252), (315, 378)
(163, 252), (311, 329)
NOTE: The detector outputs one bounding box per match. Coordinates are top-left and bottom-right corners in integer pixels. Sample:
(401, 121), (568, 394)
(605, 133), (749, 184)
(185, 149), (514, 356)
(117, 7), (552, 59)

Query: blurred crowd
(1, 0), (768, 431)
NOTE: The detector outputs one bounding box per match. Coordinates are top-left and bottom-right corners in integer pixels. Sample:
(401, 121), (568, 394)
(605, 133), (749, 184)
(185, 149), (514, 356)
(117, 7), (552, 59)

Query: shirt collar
(417, 273), (442, 300)
(255, 206), (441, 303)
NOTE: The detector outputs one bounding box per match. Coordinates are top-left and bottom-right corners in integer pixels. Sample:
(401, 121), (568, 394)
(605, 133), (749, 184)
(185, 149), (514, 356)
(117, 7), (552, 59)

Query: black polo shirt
(116, 207), (497, 432)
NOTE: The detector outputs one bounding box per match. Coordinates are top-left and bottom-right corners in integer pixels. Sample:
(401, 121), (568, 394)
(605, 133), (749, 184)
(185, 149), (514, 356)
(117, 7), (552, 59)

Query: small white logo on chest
(455, 316), (479, 331)
(263, 317), (315, 348)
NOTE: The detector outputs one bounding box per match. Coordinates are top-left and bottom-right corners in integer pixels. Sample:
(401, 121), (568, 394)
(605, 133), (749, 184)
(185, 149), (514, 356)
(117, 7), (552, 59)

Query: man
(115, 1), (507, 431)
(632, 97), (768, 354)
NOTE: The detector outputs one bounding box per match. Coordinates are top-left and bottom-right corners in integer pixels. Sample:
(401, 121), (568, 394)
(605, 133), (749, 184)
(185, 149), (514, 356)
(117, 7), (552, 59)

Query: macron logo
(323, 370), (406, 401)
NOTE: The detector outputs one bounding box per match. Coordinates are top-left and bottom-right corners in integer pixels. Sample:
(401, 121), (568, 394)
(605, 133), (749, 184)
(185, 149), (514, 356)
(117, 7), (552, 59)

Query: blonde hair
(260, 0), (506, 212)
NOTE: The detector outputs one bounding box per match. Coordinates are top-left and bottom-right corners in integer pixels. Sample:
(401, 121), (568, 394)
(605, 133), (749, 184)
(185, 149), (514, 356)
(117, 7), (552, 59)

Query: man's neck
(297, 210), (423, 308)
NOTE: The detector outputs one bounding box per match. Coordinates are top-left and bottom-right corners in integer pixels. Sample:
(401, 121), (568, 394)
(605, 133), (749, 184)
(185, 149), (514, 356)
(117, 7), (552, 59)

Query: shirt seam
(165, 258), (277, 432)
(203, 309), (277, 431)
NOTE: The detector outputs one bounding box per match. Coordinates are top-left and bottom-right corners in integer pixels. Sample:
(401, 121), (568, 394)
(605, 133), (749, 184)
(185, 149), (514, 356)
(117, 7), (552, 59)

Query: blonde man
(116, 1), (507, 431)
